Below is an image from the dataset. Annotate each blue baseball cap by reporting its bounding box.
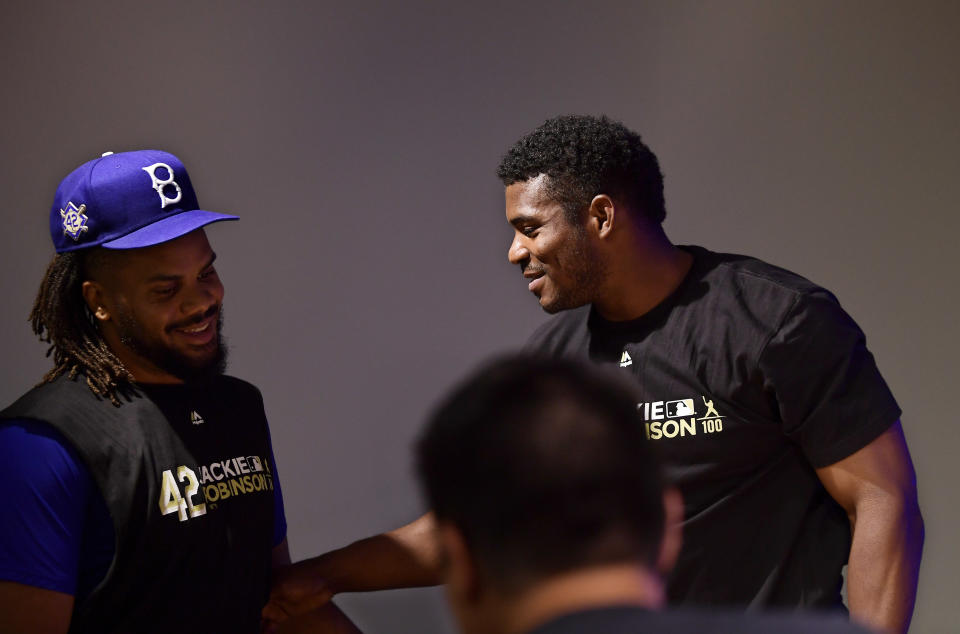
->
[50,149,238,253]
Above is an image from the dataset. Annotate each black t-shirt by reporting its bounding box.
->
[525,246,901,608]
[528,605,872,634]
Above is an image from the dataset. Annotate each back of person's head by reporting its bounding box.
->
[496,114,666,225]
[416,354,665,594]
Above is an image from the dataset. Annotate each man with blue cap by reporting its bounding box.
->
[0,151,358,633]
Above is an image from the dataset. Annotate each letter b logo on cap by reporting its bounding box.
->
[142,162,183,208]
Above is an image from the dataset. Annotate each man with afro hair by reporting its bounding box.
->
[264,116,923,634]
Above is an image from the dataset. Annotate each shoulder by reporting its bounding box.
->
[729,610,872,633]
[688,245,828,300]
[528,606,869,634]
[684,245,849,336]
[209,376,273,434]
[213,375,265,401]
[677,609,869,633]
[524,306,591,355]
[1,374,96,416]
[0,420,90,486]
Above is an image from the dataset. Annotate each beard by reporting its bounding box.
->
[539,234,606,314]
[541,264,603,314]
[114,306,228,383]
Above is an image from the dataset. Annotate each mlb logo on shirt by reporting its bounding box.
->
[666,399,695,417]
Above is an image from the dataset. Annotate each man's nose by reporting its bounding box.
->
[508,234,529,265]
[181,282,218,316]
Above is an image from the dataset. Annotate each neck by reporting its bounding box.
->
[592,225,692,322]
[111,345,184,384]
[100,330,183,384]
[478,564,664,634]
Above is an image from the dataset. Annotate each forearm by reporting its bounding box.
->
[846,498,924,634]
[263,513,442,628]
[0,582,74,634]
[316,513,441,594]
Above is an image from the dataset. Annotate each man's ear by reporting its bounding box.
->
[587,194,616,239]
[437,521,482,602]
[657,487,684,575]
[81,280,110,321]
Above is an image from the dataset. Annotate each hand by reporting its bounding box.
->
[261,560,335,633]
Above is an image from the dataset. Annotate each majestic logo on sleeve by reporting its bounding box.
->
[142,162,183,208]
[60,202,90,240]
[639,395,726,440]
[619,350,633,367]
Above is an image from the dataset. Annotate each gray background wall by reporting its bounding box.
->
[1,1,957,632]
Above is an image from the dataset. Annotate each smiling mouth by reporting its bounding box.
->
[171,310,219,344]
[525,271,546,293]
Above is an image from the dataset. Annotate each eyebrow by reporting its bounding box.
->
[145,252,218,283]
[509,213,540,228]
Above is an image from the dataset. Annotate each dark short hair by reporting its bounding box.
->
[496,114,666,224]
[416,355,665,592]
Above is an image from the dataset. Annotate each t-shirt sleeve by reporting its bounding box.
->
[0,419,90,594]
[265,424,287,548]
[758,290,902,468]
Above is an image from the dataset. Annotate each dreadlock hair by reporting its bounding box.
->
[30,250,135,406]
